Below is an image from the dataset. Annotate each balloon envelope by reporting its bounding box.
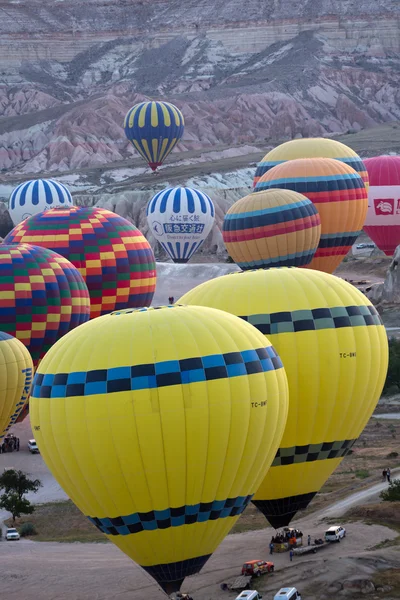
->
[0,244,90,366]
[179,268,388,528]
[5,206,156,319]
[30,305,288,593]
[255,158,368,273]
[147,187,215,263]
[222,188,321,269]
[124,101,184,171]
[253,138,368,189]
[363,156,400,256]
[0,332,33,439]
[9,179,73,225]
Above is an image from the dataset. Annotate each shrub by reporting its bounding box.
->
[355,469,370,479]
[386,451,399,459]
[383,339,400,393]
[19,522,37,537]
[380,479,400,502]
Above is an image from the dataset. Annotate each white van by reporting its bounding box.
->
[235,591,263,600]
[325,525,346,542]
[274,588,301,600]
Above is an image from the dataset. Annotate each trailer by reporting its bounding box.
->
[293,542,328,556]
[221,575,253,591]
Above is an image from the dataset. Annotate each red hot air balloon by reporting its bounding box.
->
[363,156,400,256]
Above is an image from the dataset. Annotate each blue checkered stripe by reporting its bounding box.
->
[31,346,283,399]
[88,494,253,536]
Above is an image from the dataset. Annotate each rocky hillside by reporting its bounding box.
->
[0,0,399,175]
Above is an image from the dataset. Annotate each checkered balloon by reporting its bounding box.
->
[5,206,157,319]
[0,244,90,366]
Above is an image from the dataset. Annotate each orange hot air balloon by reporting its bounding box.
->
[255,158,368,273]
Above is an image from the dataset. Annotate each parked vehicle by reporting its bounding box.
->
[235,590,262,600]
[28,439,39,454]
[242,560,274,577]
[356,243,375,249]
[325,525,346,542]
[5,528,20,541]
[274,587,301,600]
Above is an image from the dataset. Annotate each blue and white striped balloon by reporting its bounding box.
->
[147,187,215,263]
[9,179,74,225]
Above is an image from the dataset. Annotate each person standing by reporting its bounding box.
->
[387,468,391,483]
[308,534,311,546]
[269,542,274,555]
[289,549,294,562]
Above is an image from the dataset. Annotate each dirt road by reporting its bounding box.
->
[0,517,398,600]
[321,469,400,519]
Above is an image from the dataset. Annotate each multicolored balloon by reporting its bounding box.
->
[30,305,288,593]
[253,138,368,189]
[124,101,184,171]
[147,187,215,263]
[179,268,388,528]
[9,179,73,226]
[363,156,400,256]
[222,189,321,269]
[0,244,90,366]
[4,206,157,319]
[255,158,368,273]
[0,332,33,439]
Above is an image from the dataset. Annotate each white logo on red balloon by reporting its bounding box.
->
[374,199,394,215]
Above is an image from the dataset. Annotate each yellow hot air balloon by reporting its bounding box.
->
[30,305,288,593]
[180,268,388,528]
[253,137,369,189]
[0,332,33,440]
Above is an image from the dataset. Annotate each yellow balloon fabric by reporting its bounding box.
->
[30,305,288,592]
[0,332,33,440]
[179,268,388,528]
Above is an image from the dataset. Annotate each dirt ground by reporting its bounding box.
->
[0,517,399,600]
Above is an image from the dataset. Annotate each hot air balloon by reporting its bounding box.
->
[179,268,388,528]
[255,158,368,273]
[147,187,215,263]
[253,138,368,189]
[9,179,73,226]
[30,305,288,593]
[5,206,156,319]
[124,101,184,171]
[0,332,33,440]
[0,244,90,367]
[222,189,321,270]
[363,156,400,256]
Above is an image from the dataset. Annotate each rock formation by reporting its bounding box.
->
[0,1,398,174]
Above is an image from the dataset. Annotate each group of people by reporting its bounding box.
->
[0,433,20,453]
[270,528,304,554]
[382,467,391,483]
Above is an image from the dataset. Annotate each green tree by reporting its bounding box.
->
[383,338,400,393]
[380,479,400,502]
[0,469,41,522]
